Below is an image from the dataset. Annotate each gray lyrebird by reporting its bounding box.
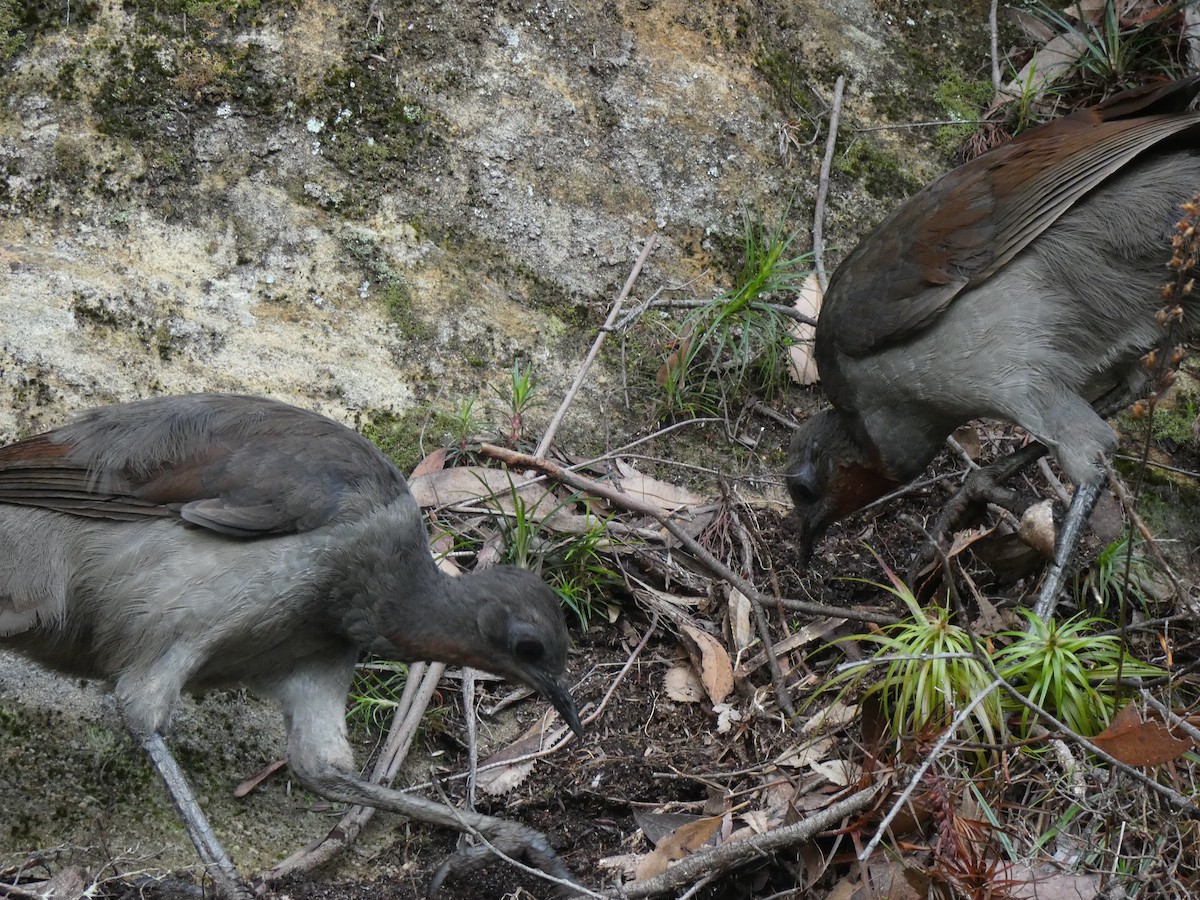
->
[0,392,582,896]
[787,78,1200,615]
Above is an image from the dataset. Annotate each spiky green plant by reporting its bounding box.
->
[993,610,1164,737]
[492,360,538,446]
[487,480,619,629]
[347,660,410,732]
[825,559,1003,751]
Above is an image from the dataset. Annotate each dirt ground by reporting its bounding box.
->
[9,400,1191,900]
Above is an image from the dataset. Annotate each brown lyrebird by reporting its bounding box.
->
[787,78,1200,616]
[0,393,582,896]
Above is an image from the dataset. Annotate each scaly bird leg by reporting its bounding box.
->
[1032,478,1104,620]
[143,733,252,900]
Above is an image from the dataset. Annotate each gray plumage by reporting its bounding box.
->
[0,392,581,896]
[787,79,1200,612]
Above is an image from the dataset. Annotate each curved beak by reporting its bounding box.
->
[544,676,583,738]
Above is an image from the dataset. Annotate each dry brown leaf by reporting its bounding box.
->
[739,809,770,835]
[409,447,448,479]
[1007,864,1102,899]
[613,459,705,511]
[1090,703,1194,767]
[950,425,981,461]
[1007,6,1057,42]
[409,466,599,534]
[728,588,753,655]
[234,758,288,798]
[946,522,1000,558]
[775,736,834,768]
[477,756,536,796]
[655,325,694,389]
[736,617,844,678]
[634,815,722,880]
[808,758,854,787]
[408,465,542,508]
[476,708,564,796]
[681,623,733,704]
[787,272,822,385]
[971,593,1006,634]
[638,584,703,608]
[663,664,706,703]
[800,699,858,734]
[995,31,1091,106]
[853,858,930,900]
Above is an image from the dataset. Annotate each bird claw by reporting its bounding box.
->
[909,442,1049,584]
[426,818,580,897]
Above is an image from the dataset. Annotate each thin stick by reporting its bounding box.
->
[989,0,1001,93]
[1101,457,1191,610]
[617,297,815,327]
[813,75,845,293]
[535,233,657,459]
[613,784,883,898]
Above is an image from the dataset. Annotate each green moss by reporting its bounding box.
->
[1117,391,1200,450]
[338,228,434,339]
[753,49,836,121]
[0,0,25,60]
[121,0,268,33]
[834,139,923,200]
[380,280,433,340]
[300,62,446,216]
[932,73,993,155]
[359,406,464,475]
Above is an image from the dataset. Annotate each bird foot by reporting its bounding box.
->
[910,441,1050,585]
[934,441,1048,535]
[426,817,581,897]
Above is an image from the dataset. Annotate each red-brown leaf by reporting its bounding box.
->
[1091,703,1194,767]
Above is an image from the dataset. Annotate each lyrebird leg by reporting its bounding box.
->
[271,657,582,896]
[143,733,253,900]
[1032,478,1104,621]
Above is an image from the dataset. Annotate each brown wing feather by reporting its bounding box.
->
[0,394,409,536]
[818,78,1200,382]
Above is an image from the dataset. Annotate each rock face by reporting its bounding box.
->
[0,0,991,882]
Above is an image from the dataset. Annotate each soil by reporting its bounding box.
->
[10,409,1192,900]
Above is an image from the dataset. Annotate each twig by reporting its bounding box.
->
[746,397,799,430]
[860,676,1004,860]
[463,668,478,814]
[1113,452,1200,479]
[853,119,986,133]
[478,443,798,718]
[989,0,1001,93]
[610,784,883,898]
[777,596,898,626]
[614,297,816,327]
[536,234,657,459]
[813,75,845,293]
